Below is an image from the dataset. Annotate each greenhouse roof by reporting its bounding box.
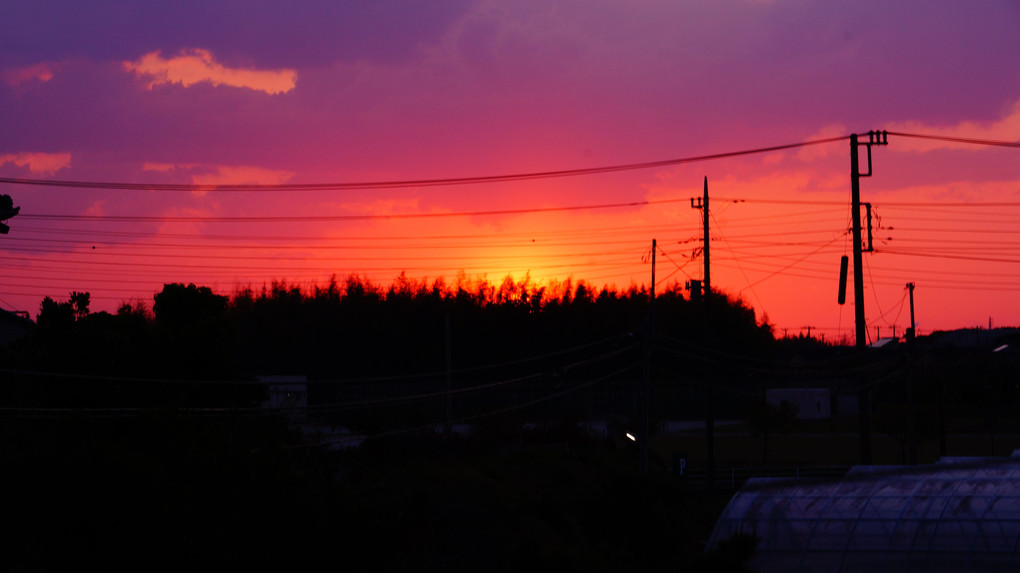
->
[708,452,1020,572]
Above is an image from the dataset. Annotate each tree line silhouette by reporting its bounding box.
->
[2,273,776,416]
[6,271,1015,444]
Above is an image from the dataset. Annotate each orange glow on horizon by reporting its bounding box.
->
[3,133,1019,341]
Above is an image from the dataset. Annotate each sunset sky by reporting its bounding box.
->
[2,0,1019,340]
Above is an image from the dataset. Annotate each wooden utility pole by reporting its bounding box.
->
[445,310,453,433]
[850,133,868,347]
[851,131,887,464]
[703,177,714,490]
[692,176,714,489]
[703,177,710,297]
[640,239,655,475]
[906,282,917,464]
[908,283,916,335]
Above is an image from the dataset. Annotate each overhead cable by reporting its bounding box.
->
[0,135,850,192]
[21,198,689,222]
[885,131,1020,149]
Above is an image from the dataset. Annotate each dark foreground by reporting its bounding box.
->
[2,416,751,572]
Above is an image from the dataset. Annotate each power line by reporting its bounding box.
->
[879,249,1020,265]
[711,210,767,314]
[0,235,656,255]
[19,198,690,223]
[1,244,640,264]
[0,333,632,387]
[878,203,1020,210]
[731,237,844,294]
[0,252,641,274]
[0,342,639,419]
[17,192,951,224]
[364,363,637,441]
[12,220,686,243]
[0,135,851,192]
[885,131,1020,149]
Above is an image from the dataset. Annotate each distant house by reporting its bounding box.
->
[928,327,1020,349]
[869,337,899,349]
[258,375,308,418]
[0,309,33,348]
[766,388,831,420]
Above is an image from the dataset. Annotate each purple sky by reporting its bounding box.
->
[2,1,1019,337]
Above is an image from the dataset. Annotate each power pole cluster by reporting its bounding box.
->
[640,132,899,476]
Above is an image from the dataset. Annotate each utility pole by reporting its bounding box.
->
[906,282,917,464]
[445,310,453,433]
[908,283,916,336]
[640,239,655,475]
[851,131,886,345]
[702,177,711,296]
[691,176,713,489]
[851,130,887,464]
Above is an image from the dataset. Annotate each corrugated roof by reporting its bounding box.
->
[708,451,1020,572]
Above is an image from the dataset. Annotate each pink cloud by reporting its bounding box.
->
[888,96,1020,152]
[123,49,297,95]
[142,162,200,173]
[190,165,296,186]
[2,62,58,86]
[796,125,850,161]
[337,197,425,217]
[0,151,71,175]
[82,200,107,218]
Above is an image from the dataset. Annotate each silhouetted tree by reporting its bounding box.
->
[37,295,76,329]
[153,283,232,380]
[69,291,90,321]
